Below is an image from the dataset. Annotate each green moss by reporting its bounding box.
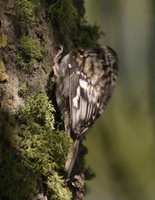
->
[18,93,55,129]
[16,36,46,70]
[0,93,72,199]
[47,0,102,48]
[47,172,72,200]
[18,84,28,97]
[18,36,46,60]
[16,52,28,70]
[48,0,79,34]
[15,0,40,26]
[73,19,102,48]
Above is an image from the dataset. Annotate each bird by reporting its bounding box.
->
[52,45,119,177]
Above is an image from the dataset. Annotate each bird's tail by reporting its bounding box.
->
[65,139,80,178]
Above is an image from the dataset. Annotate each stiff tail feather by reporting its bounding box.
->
[65,139,80,178]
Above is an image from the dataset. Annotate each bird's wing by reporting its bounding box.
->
[69,70,101,136]
[68,47,118,137]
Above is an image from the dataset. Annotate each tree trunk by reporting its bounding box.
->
[0,0,91,199]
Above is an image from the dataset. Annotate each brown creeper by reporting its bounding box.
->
[53,45,119,177]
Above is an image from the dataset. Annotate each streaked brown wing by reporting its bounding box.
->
[68,46,118,137]
[69,68,103,136]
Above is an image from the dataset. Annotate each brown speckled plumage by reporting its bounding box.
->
[53,46,119,177]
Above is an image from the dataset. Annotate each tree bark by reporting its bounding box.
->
[0,0,87,199]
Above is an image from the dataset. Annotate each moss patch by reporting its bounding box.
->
[73,19,102,48]
[47,172,72,200]
[47,0,79,35]
[15,0,40,27]
[47,0,102,48]
[18,84,28,97]
[0,93,72,199]
[16,36,46,70]
[18,36,46,60]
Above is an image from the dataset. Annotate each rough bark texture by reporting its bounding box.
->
[0,0,98,199]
